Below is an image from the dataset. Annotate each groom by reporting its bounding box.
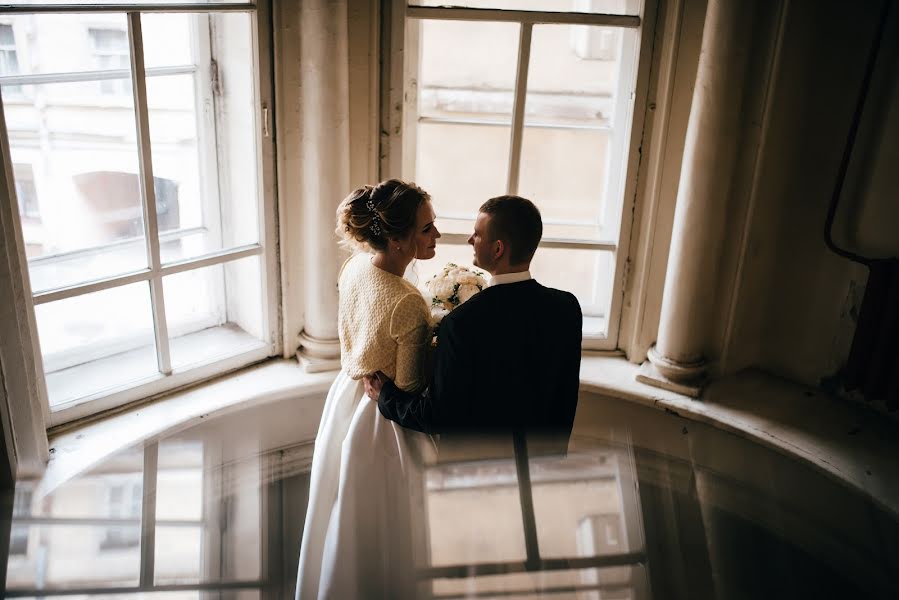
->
[365,195,582,434]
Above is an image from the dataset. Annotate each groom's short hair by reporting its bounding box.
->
[479,195,543,264]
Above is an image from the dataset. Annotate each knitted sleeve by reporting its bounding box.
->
[389,292,431,392]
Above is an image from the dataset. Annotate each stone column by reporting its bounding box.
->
[292,0,351,372]
[637,0,755,396]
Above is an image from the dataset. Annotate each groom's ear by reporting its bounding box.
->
[493,239,505,260]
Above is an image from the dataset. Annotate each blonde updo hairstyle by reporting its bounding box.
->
[336,179,431,252]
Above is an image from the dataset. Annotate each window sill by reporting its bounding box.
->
[40,358,336,497]
[39,354,899,520]
[579,353,899,520]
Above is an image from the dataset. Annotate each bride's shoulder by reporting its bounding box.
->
[339,252,371,279]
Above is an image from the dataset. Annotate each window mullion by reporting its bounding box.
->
[128,12,172,376]
[506,22,531,196]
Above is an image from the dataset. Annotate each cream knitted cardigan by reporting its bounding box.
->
[338,252,431,392]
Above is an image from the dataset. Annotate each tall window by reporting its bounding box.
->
[0,2,276,427]
[389,0,649,350]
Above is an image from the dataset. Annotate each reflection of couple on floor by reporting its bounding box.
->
[296,179,583,599]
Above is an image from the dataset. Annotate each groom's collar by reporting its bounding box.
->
[487,270,532,287]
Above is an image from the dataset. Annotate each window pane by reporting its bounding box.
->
[144,12,260,263]
[155,525,203,584]
[519,126,610,238]
[38,445,145,520]
[528,246,614,337]
[6,524,141,591]
[36,282,159,408]
[157,439,204,521]
[163,255,267,371]
[416,121,510,228]
[146,73,208,262]
[2,18,151,291]
[141,13,194,70]
[425,459,528,566]
[0,14,129,76]
[518,23,634,242]
[4,78,147,291]
[526,24,623,107]
[411,0,641,15]
[418,19,519,119]
[412,19,519,220]
[529,450,633,558]
[155,437,262,585]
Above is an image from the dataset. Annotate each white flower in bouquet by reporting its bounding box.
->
[425,263,488,327]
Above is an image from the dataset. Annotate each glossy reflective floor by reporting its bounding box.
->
[3,392,898,599]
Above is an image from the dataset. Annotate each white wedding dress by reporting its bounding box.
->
[296,254,434,599]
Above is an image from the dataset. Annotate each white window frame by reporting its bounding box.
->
[0,1,280,429]
[383,1,657,351]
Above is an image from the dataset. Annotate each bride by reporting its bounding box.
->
[296,179,441,599]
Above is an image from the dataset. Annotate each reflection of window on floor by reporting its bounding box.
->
[88,27,130,95]
[9,485,33,556]
[578,512,633,599]
[422,436,647,598]
[101,481,142,551]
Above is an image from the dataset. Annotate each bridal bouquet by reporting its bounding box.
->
[425,263,488,341]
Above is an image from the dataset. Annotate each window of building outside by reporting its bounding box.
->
[101,480,142,550]
[396,0,647,350]
[88,27,131,96]
[0,22,21,93]
[14,162,38,216]
[0,1,276,428]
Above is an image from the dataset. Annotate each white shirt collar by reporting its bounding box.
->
[488,270,532,287]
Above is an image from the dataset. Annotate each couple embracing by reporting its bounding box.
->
[296,179,583,599]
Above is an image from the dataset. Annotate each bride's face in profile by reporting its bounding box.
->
[401,200,440,260]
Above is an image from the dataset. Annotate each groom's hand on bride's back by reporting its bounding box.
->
[364,371,386,399]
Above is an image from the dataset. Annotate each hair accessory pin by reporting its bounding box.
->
[366,199,382,237]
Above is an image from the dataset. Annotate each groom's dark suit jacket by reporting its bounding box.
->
[377,278,582,434]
